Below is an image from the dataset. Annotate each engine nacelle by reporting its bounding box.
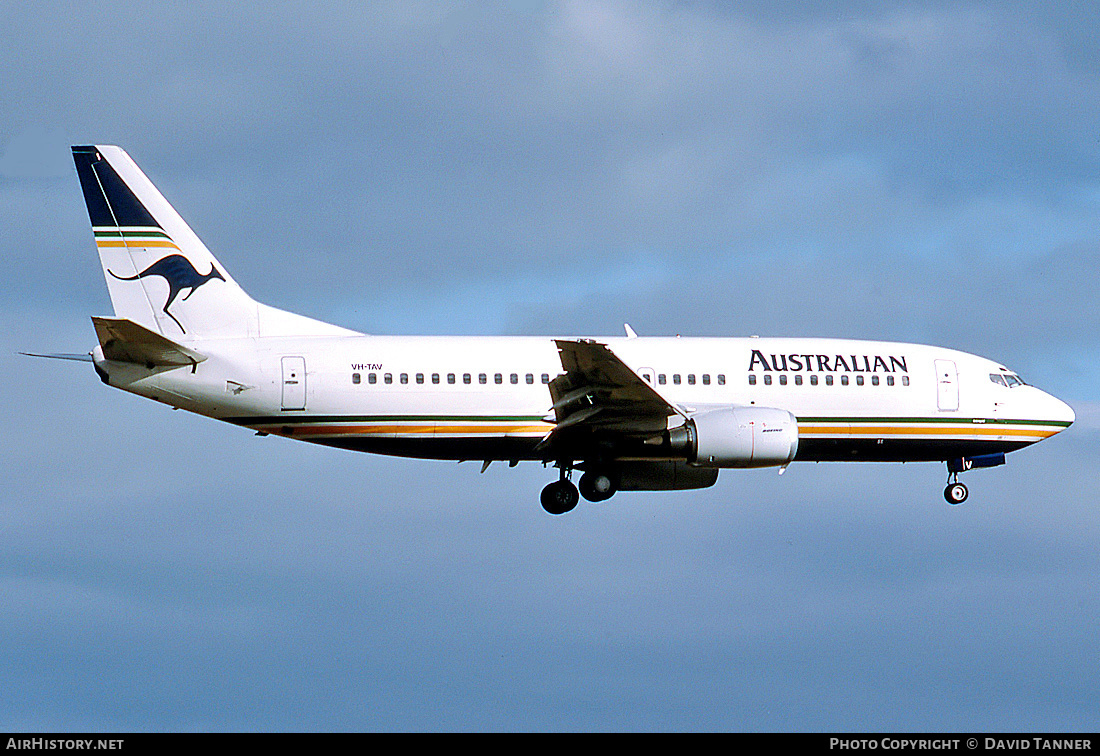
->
[673,407,799,468]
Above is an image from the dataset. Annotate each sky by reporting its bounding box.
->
[2,0,1099,732]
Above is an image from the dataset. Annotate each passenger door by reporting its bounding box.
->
[934,359,959,411]
[281,356,306,411]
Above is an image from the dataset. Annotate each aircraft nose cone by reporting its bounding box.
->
[1041,392,1075,430]
[1055,397,1076,427]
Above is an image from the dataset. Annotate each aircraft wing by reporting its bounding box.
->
[542,339,684,454]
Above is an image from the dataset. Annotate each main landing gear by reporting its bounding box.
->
[540,476,579,515]
[578,470,616,503]
[540,465,619,514]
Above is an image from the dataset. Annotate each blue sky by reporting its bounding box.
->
[2,1,1099,731]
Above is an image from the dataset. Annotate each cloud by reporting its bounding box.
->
[5,344,1098,729]
[6,2,1098,319]
[3,0,1099,731]
[0,128,73,179]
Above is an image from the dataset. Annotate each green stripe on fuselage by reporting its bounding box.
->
[224,414,548,426]
[797,416,1072,427]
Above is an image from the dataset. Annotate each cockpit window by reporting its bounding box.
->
[990,372,1026,387]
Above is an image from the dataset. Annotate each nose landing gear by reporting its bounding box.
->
[943,453,1005,505]
[944,474,969,505]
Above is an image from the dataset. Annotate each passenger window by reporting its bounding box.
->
[432,373,440,385]
[826,375,834,386]
[779,375,787,385]
[794,375,803,386]
[886,375,894,386]
[717,374,725,386]
[541,374,550,384]
[463,373,472,385]
[856,375,864,386]
[510,373,518,385]
[748,375,757,385]
[479,373,487,385]
[352,372,361,384]
[494,373,503,385]
[841,375,849,386]
[871,375,879,386]
[526,373,534,384]
[658,374,666,385]
[764,375,772,385]
[810,375,818,386]
[368,373,377,384]
[416,373,424,385]
[673,374,681,385]
[902,376,910,386]
[702,374,710,385]
[384,373,393,385]
[687,374,696,385]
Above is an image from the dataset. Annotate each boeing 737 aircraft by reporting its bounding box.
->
[43,145,1074,514]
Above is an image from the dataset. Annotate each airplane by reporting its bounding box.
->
[38,145,1075,514]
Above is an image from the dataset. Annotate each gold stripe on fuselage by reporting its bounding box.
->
[798,423,1059,441]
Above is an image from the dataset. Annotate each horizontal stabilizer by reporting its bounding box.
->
[20,352,93,362]
[92,316,207,368]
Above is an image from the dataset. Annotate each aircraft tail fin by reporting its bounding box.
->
[72,145,259,339]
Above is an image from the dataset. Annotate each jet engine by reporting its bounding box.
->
[669,407,799,468]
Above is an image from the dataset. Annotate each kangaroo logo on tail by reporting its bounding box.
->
[109,254,225,333]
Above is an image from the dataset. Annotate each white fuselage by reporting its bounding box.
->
[96,333,1075,465]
